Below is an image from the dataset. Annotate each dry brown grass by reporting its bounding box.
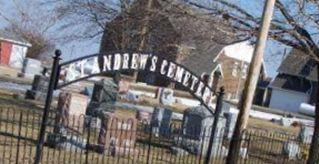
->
[0,89,308,163]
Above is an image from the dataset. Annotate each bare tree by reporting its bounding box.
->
[49,0,126,42]
[0,0,61,59]
[186,0,319,163]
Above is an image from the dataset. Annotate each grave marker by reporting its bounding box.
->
[299,125,313,144]
[282,142,300,159]
[25,75,49,101]
[180,106,226,157]
[22,58,43,78]
[151,107,173,137]
[94,113,138,156]
[86,80,118,116]
[54,92,88,134]
[160,88,174,106]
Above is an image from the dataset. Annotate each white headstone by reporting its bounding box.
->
[151,107,173,137]
[282,142,300,159]
[22,58,42,78]
[299,126,313,144]
[160,88,175,106]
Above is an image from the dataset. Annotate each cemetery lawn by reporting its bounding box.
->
[0,90,305,163]
[0,90,43,111]
[0,90,300,135]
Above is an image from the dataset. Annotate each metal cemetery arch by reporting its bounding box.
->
[34,50,225,164]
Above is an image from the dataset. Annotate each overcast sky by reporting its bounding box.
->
[0,0,287,78]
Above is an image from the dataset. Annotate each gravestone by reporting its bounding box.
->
[136,110,151,123]
[150,107,173,137]
[221,102,231,114]
[160,88,174,106]
[240,147,248,159]
[179,106,226,157]
[280,117,294,127]
[124,91,140,102]
[282,141,300,159]
[54,92,89,134]
[25,75,49,101]
[47,133,87,151]
[170,146,189,156]
[91,112,138,156]
[88,117,102,129]
[48,92,88,149]
[81,86,94,98]
[22,58,43,78]
[118,80,129,94]
[155,87,163,100]
[299,125,313,144]
[224,112,237,139]
[86,79,118,117]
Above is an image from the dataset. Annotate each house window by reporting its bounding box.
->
[242,64,248,78]
[232,62,239,77]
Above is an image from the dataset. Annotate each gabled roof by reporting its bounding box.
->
[0,29,31,47]
[222,41,255,63]
[277,49,317,81]
[180,42,225,76]
[270,74,312,93]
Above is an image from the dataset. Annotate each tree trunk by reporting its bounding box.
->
[133,0,153,82]
[307,63,319,164]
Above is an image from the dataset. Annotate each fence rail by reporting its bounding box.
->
[0,107,310,164]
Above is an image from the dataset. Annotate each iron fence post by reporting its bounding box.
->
[147,124,153,164]
[85,118,91,164]
[204,87,225,164]
[16,112,23,164]
[34,50,61,164]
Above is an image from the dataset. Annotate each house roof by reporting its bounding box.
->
[277,49,317,81]
[0,29,31,47]
[222,41,255,63]
[270,74,312,93]
[180,42,225,76]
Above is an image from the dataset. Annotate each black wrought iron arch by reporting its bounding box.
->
[55,51,218,112]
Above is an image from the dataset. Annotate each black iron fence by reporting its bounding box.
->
[0,107,310,164]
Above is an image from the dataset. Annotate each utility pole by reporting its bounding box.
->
[235,61,244,100]
[226,0,276,163]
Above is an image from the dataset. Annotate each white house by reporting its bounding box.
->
[269,49,316,113]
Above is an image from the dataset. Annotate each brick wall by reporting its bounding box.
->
[216,51,249,100]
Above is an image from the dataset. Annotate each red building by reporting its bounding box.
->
[0,30,31,69]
